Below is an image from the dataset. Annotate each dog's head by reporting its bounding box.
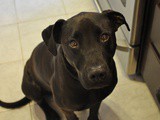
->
[42,10,130,90]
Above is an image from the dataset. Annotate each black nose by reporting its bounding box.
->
[88,67,107,82]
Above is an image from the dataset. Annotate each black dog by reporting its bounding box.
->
[0,10,130,120]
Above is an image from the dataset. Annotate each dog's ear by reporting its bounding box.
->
[102,10,130,31]
[42,19,65,55]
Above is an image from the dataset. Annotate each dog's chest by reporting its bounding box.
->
[58,95,96,111]
[55,88,108,111]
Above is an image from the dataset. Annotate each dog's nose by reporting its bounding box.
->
[88,66,107,82]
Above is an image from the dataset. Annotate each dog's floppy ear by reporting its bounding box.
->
[102,10,130,31]
[42,19,65,55]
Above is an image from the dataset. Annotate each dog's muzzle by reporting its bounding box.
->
[88,65,107,83]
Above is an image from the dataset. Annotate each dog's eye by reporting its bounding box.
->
[100,34,110,43]
[69,40,79,48]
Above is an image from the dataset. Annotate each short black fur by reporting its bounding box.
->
[0,10,130,120]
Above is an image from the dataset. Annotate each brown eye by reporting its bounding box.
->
[100,34,110,43]
[69,40,79,48]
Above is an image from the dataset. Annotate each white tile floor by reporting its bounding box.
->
[0,0,159,120]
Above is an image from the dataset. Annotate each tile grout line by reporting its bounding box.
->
[17,13,67,24]
[0,13,67,28]
[61,0,67,14]
[13,0,25,62]
[13,0,33,119]
[0,8,98,28]
[29,103,34,120]
[0,59,23,65]
[16,24,25,61]
[0,109,14,114]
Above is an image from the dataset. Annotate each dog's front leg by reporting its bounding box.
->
[88,102,101,120]
[62,109,79,120]
[38,99,60,120]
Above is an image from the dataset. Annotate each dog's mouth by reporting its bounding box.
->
[81,81,112,90]
[79,74,113,90]
[89,82,111,89]
[92,85,110,89]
